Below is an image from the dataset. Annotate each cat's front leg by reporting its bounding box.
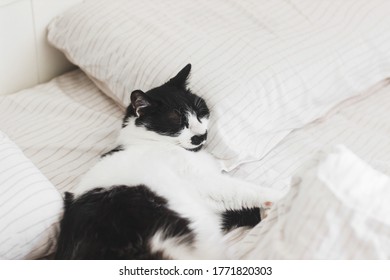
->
[199,174,282,212]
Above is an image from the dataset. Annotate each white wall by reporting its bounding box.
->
[0,0,82,95]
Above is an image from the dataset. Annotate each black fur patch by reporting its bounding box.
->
[221,208,261,232]
[55,185,194,260]
[101,145,124,158]
[122,64,210,141]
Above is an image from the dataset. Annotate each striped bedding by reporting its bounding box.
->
[229,80,390,259]
[1,70,390,259]
[229,79,390,191]
[0,70,122,193]
[232,145,390,259]
[0,131,62,259]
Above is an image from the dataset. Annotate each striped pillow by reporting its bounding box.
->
[48,0,390,170]
[0,132,63,259]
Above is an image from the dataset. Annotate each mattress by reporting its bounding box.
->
[2,69,390,259]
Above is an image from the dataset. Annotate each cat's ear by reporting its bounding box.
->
[166,63,191,89]
[130,90,154,117]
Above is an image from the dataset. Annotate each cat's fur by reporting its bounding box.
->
[55,64,279,259]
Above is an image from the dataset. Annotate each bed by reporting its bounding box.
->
[1,0,390,259]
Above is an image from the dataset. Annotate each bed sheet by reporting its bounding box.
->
[228,144,390,259]
[0,69,123,193]
[228,79,390,259]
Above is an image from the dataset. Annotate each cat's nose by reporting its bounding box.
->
[191,132,207,145]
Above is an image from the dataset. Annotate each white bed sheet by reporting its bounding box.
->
[228,79,390,259]
[229,145,390,259]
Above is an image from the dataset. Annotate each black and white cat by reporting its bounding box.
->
[55,64,279,260]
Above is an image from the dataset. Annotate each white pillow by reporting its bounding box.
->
[236,145,390,259]
[48,0,390,170]
[0,132,63,259]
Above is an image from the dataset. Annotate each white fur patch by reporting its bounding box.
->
[149,230,225,259]
[188,113,208,135]
[177,113,208,150]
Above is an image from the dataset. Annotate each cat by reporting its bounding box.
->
[54,64,279,260]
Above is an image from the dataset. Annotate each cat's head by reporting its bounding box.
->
[122,64,210,152]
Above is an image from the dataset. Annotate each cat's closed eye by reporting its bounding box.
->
[167,109,186,127]
[167,110,181,122]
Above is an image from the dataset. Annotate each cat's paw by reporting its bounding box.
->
[260,201,273,220]
[262,201,273,208]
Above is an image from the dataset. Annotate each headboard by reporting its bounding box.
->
[0,0,83,95]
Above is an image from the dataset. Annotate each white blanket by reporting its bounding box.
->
[231,146,390,259]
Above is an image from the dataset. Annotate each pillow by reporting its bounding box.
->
[0,132,63,259]
[235,145,390,259]
[48,0,390,170]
